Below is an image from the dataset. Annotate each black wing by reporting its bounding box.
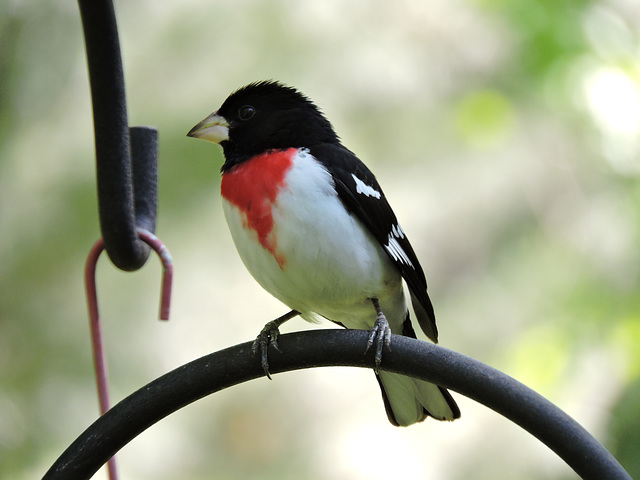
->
[309,143,438,342]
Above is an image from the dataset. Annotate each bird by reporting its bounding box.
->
[187,80,460,426]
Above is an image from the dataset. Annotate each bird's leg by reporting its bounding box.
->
[365,298,392,373]
[252,309,300,379]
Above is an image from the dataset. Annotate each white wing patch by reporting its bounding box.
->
[385,224,413,267]
[352,174,381,199]
[391,224,405,239]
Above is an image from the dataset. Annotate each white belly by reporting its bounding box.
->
[222,149,406,330]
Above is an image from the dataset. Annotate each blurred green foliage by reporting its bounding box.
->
[1,0,638,479]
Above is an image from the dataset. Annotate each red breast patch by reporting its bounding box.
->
[221,148,296,266]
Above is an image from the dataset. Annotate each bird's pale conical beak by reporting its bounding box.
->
[187,112,230,144]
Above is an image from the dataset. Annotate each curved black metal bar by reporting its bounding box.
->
[43,330,631,480]
[129,127,158,236]
[78,0,158,271]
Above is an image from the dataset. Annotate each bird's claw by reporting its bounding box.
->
[365,312,392,373]
[252,320,283,380]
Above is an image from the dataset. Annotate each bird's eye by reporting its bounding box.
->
[238,105,256,121]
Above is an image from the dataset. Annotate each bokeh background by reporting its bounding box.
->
[1,0,639,478]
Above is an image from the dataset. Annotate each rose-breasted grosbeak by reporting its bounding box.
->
[187,81,460,426]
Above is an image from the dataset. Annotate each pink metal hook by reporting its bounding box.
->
[84,228,173,480]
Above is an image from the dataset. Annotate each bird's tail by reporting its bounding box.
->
[376,371,460,426]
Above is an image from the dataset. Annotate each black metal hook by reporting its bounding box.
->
[78,0,158,271]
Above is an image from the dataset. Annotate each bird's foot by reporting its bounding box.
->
[365,309,392,373]
[251,310,299,380]
[252,320,283,380]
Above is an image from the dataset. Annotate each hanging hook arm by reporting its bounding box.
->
[78,0,159,271]
[83,230,172,480]
[84,230,174,416]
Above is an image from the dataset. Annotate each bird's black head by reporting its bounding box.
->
[187,81,340,171]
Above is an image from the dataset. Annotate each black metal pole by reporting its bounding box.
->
[78,0,158,271]
[42,330,632,480]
